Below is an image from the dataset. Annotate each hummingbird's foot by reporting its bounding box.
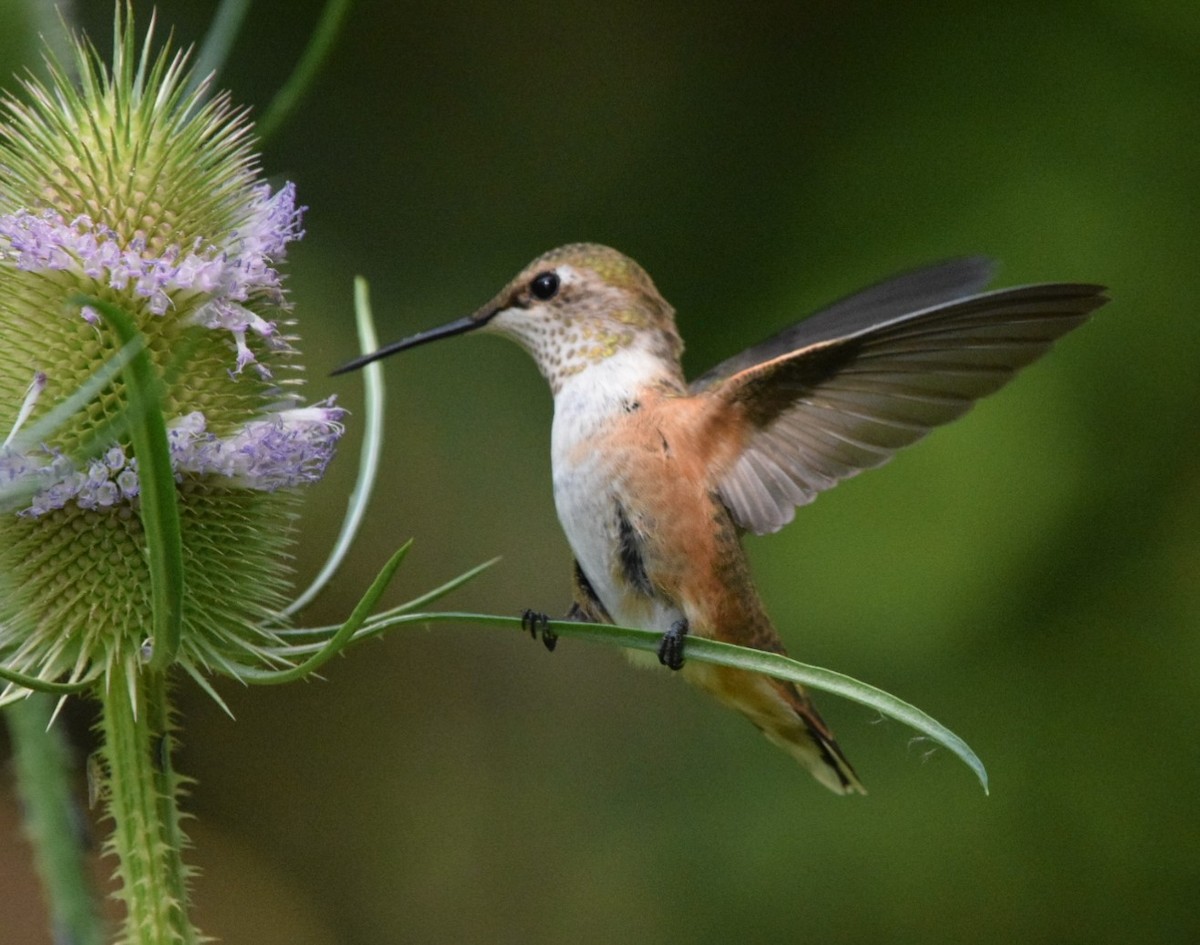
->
[520,609,558,652]
[658,619,689,671]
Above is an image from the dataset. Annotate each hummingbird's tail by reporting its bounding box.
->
[763,679,865,795]
[686,662,865,794]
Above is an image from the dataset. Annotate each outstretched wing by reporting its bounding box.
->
[692,262,1108,534]
[692,257,998,389]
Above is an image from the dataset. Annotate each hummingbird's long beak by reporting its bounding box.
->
[330,313,489,376]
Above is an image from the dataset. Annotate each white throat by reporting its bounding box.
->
[550,345,673,452]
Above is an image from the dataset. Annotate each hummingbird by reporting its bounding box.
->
[333,244,1107,794]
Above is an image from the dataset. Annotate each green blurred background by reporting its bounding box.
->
[2,1,1198,942]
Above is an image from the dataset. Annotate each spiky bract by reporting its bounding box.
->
[0,14,342,702]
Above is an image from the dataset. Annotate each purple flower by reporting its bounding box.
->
[0,182,305,374]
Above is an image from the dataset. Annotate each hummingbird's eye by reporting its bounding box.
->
[530,271,560,301]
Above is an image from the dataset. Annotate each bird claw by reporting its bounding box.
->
[658,619,688,670]
[520,609,558,652]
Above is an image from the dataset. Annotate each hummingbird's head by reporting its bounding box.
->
[333,243,684,393]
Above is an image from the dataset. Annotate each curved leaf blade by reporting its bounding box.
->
[74,296,184,671]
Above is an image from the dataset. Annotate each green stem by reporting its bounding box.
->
[99,666,199,945]
[6,694,105,945]
[77,297,185,672]
[146,674,193,923]
[256,0,353,142]
[190,0,253,94]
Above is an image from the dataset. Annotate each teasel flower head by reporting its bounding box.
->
[0,15,345,703]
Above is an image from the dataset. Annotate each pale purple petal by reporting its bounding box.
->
[7,397,344,516]
[0,181,303,372]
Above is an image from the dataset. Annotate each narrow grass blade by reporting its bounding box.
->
[189,0,253,94]
[256,0,353,142]
[75,296,184,671]
[350,611,990,792]
[5,336,143,452]
[0,666,94,695]
[241,541,411,684]
[280,276,384,617]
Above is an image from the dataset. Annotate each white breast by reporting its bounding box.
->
[549,350,685,634]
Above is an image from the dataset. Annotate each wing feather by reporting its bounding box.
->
[696,272,1108,534]
[691,257,997,390]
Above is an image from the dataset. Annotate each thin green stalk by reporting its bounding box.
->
[241,542,411,684]
[6,693,105,945]
[347,610,990,792]
[189,0,253,94]
[145,673,194,943]
[99,667,200,945]
[78,297,185,672]
[280,276,385,618]
[256,0,352,142]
